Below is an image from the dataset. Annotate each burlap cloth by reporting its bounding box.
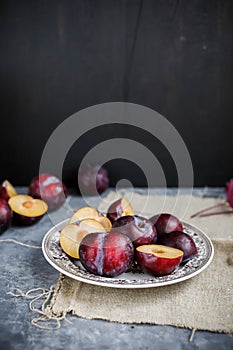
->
[49,192,233,332]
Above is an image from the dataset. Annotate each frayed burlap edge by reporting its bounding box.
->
[48,240,233,334]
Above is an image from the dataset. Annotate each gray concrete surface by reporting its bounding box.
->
[0,188,232,350]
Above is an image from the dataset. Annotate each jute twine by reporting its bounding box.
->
[1,238,69,330]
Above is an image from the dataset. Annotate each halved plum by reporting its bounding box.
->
[136,244,183,276]
[60,219,106,259]
[8,195,48,226]
[69,206,112,231]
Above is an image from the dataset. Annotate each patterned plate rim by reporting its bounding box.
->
[42,219,214,289]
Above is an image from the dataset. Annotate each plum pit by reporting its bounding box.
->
[23,201,33,209]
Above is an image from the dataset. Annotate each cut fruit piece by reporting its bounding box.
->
[0,180,17,201]
[69,206,112,231]
[9,195,48,217]
[136,244,183,276]
[60,218,106,259]
[107,197,134,224]
[8,195,48,226]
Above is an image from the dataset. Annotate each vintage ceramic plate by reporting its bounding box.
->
[42,219,214,289]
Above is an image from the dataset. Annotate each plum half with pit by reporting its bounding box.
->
[8,195,48,226]
[157,231,198,263]
[79,231,134,277]
[78,164,109,195]
[60,219,106,259]
[0,198,12,234]
[150,213,183,237]
[136,244,184,276]
[29,173,67,211]
[113,215,157,247]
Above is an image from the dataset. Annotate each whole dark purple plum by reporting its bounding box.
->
[0,198,12,234]
[29,173,67,211]
[79,231,134,277]
[113,215,157,248]
[78,164,109,195]
[150,213,183,237]
[157,231,198,262]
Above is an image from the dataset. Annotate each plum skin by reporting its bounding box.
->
[107,198,133,224]
[29,173,67,211]
[0,198,12,234]
[136,249,183,276]
[106,199,123,224]
[12,213,44,226]
[157,231,198,262]
[79,231,134,277]
[150,213,183,236]
[0,185,10,201]
[113,215,157,247]
[136,247,183,276]
[78,164,109,195]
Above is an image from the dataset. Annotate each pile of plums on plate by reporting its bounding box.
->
[0,173,67,233]
[59,197,198,278]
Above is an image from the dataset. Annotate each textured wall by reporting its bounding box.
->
[0,0,232,186]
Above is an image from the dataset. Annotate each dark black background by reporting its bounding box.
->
[0,0,233,187]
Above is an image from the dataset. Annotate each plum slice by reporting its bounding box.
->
[107,197,134,224]
[0,180,17,201]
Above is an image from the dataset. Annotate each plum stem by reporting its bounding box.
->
[198,210,233,217]
[190,202,227,218]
